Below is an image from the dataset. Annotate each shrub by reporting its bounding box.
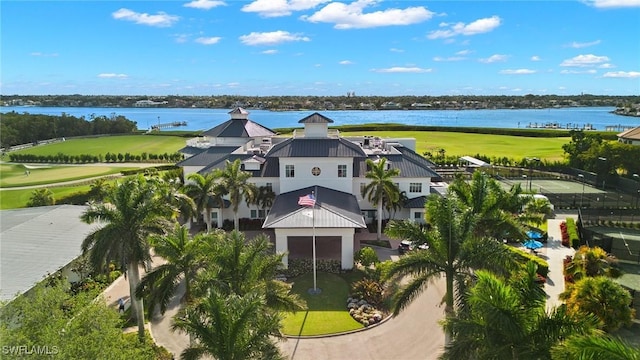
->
[284,259,342,278]
[566,218,580,249]
[355,247,380,268]
[507,246,549,278]
[351,278,384,307]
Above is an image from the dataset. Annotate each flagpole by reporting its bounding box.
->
[312,188,317,292]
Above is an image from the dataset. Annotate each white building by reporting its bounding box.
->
[177,108,441,270]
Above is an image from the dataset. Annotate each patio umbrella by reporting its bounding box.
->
[523,239,544,250]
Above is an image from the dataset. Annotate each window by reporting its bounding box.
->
[251,210,257,218]
[258,209,266,218]
[312,166,321,176]
[409,182,422,193]
[212,212,218,220]
[338,164,347,178]
[285,165,295,178]
[360,183,366,194]
[414,212,423,219]
[265,182,273,191]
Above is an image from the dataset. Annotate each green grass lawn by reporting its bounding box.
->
[281,272,363,336]
[0,185,91,209]
[342,131,570,162]
[0,163,131,188]
[8,135,185,157]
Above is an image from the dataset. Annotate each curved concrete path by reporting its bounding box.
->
[148,276,447,360]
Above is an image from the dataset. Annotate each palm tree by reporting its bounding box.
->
[441,267,596,360]
[361,157,400,240]
[448,171,528,240]
[214,159,257,231]
[564,245,622,281]
[195,231,304,313]
[88,178,111,202]
[551,334,640,360]
[184,172,223,232]
[384,195,519,317]
[135,224,215,317]
[255,185,276,217]
[80,175,175,342]
[172,290,284,360]
[27,188,55,207]
[522,196,553,227]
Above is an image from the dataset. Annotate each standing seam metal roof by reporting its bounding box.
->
[263,186,366,229]
[265,138,366,158]
[202,119,276,138]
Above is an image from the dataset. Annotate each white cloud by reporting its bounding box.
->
[566,40,601,48]
[262,49,278,54]
[428,15,501,39]
[531,55,541,61]
[511,88,522,92]
[499,69,536,74]
[184,0,226,10]
[112,8,179,27]
[479,54,508,63]
[456,49,472,55]
[560,54,610,67]
[303,0,434,29]
[599,63,615,68]
[97,73,128,79]
[174,34,190,43]
[560,69,598,74]
[371,67,432,73]
[195,37,221,45]
[583,0,640,8]
[30,52,58,57]
[602,71,640,78]
[390,48,404,53]
[242,0,330,17]
[239,31,310,46]
[339,60,354,65]
[433,56,465,62]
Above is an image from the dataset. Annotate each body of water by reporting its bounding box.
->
[2,106,637,132]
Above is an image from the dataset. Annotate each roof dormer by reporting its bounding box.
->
[229,107,250,120]
[298,112,333,138]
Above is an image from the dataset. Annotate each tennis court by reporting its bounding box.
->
[499,178,605,194]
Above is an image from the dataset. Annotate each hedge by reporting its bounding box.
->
[507,246,550,278]
[566,217,581,249]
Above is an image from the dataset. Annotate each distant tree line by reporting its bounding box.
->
[0,111,137,148]
[3,94,639,111]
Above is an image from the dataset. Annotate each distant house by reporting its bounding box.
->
[0,205,93,302]
[617,126,640,146]
[177,108,441,270]
[135,99,168,107]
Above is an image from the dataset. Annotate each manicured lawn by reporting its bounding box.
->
[0,163,130,188]
[281,272,363,336]
[8,135,185,157]
[0,185,91,209]
[342,131,569,162]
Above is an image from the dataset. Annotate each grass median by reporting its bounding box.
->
[0,163,132,188]
[282,272,363,336]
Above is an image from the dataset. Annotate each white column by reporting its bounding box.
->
[341,230,355,270]
[274,229,289,269]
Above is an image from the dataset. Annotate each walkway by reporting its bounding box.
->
[541,215,577,312]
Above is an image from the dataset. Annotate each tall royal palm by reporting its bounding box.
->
[384,195,518,317]
[361,157,400,240]
[448,171,528,240]
[81,175,174,342]
[184,172,223,232]
[214,159,257,231]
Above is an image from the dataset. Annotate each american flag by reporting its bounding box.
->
[298,193,316,207]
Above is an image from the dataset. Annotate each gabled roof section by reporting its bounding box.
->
[265,138,366,158]
[175,146,238,167]
[197,155,279,178]
[617,126,640,140]
[178,146,207,156]
[298,112,334,124]
[263,186,366,229]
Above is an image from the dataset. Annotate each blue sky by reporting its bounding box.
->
[2,0,639,96]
